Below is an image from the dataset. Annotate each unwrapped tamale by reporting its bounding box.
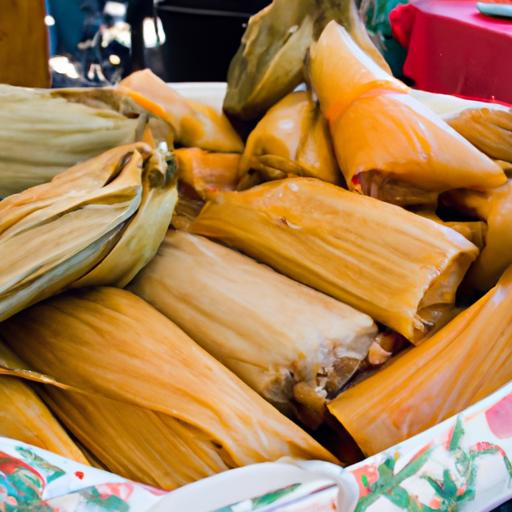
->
[0,143,177,321]
[0,287,337,489]
[119,69,243,153]
[0,84,170,196]
[190,178,479,343]
[309,22,506,205]
[238,91,341,189]
[412,90,512,163]
[443,180,512,291]
[130,231,377,427]
[328,265,512,456]
[224,0,389,120]
[175,148,240,200]
[0,342,88,464]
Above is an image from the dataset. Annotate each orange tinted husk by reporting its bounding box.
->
[1,287,337,489]
[328,265,512,456]
[190,178,478,342]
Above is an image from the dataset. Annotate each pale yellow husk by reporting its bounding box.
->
[224,0,389,120]
[443,179,512,291]
[0,342,88,464]
[130,231,377,427]
[0,287,337,490]
[412,89,512,163]
[415,210,487,249]
[0,84,165,196]
[238,91,341,189]
[0,143,177,321]
[190,178,479,342]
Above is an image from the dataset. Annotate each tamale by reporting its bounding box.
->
[443,180,512,291]
[0,342,87,464]
[224,0,389,120]
[130,231,377,427]
[328,265,512,456]
[119,69,243,153]
[238,91,341,189]
[175,148,240,200]
[415,210,487,249]
[0,287,337,490]
[190,178,478,343]
[412,89,512,163]
[0,84,170,196]
[309,22,506,205]
[0,143,177,321]
[171,190,205,231]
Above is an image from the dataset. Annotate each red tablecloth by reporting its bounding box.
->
[390,0,512,103]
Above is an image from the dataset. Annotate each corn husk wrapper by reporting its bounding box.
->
[130,231,377,428]
[309,23,506,206]
[0,84,171,196]
[171,191,205,231]
[0,287,337,489]
[175,148,240,201]
[224,0,389,121]
[412,89,512,163]
[443,179,512,291]
[119,69,243,153]
[238,91,341,190]
[171,148,239,229]
[328,266,512,456]
[415,210,487,249]
[190,178,478,343]
[0,342,88,464]
[0,143,177,322]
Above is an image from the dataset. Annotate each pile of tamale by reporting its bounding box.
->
[0,0,512,496]
[0,287,335,489]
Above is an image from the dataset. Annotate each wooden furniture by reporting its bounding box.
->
[0,0,50,87]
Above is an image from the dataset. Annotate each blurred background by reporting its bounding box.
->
[0,0,406,88]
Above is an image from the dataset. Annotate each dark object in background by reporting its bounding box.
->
[0,0,49,87]
[359,0,408,79]
[126,0,157,75]
[48,0,131,87]
[156,0,270,82]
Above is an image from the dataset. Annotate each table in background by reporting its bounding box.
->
[390,0,512,103]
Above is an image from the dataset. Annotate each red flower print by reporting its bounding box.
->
[485,394,512,439]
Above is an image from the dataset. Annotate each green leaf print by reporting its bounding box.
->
[251,483,301,508]
[82,488,129,512]
[15,447,65,484]
[448,417,465,452]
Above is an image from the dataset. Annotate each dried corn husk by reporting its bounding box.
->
[0,287,336,489]
[309,22,506,205]
[190,178,478,343]
[412,89,512,163]
[130,231,377,428]
[328,265,512,456]
[224,0,389,121]
[171,191,205,231]
[0,143,177,321]
[119,69,243,153]
[443,180,512,291]
[0,84,170,196]
[175,148,240,200]
[171,148,239,229]
[0,342,88,464]
[238,91,341,189]
[415,210,487,249]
